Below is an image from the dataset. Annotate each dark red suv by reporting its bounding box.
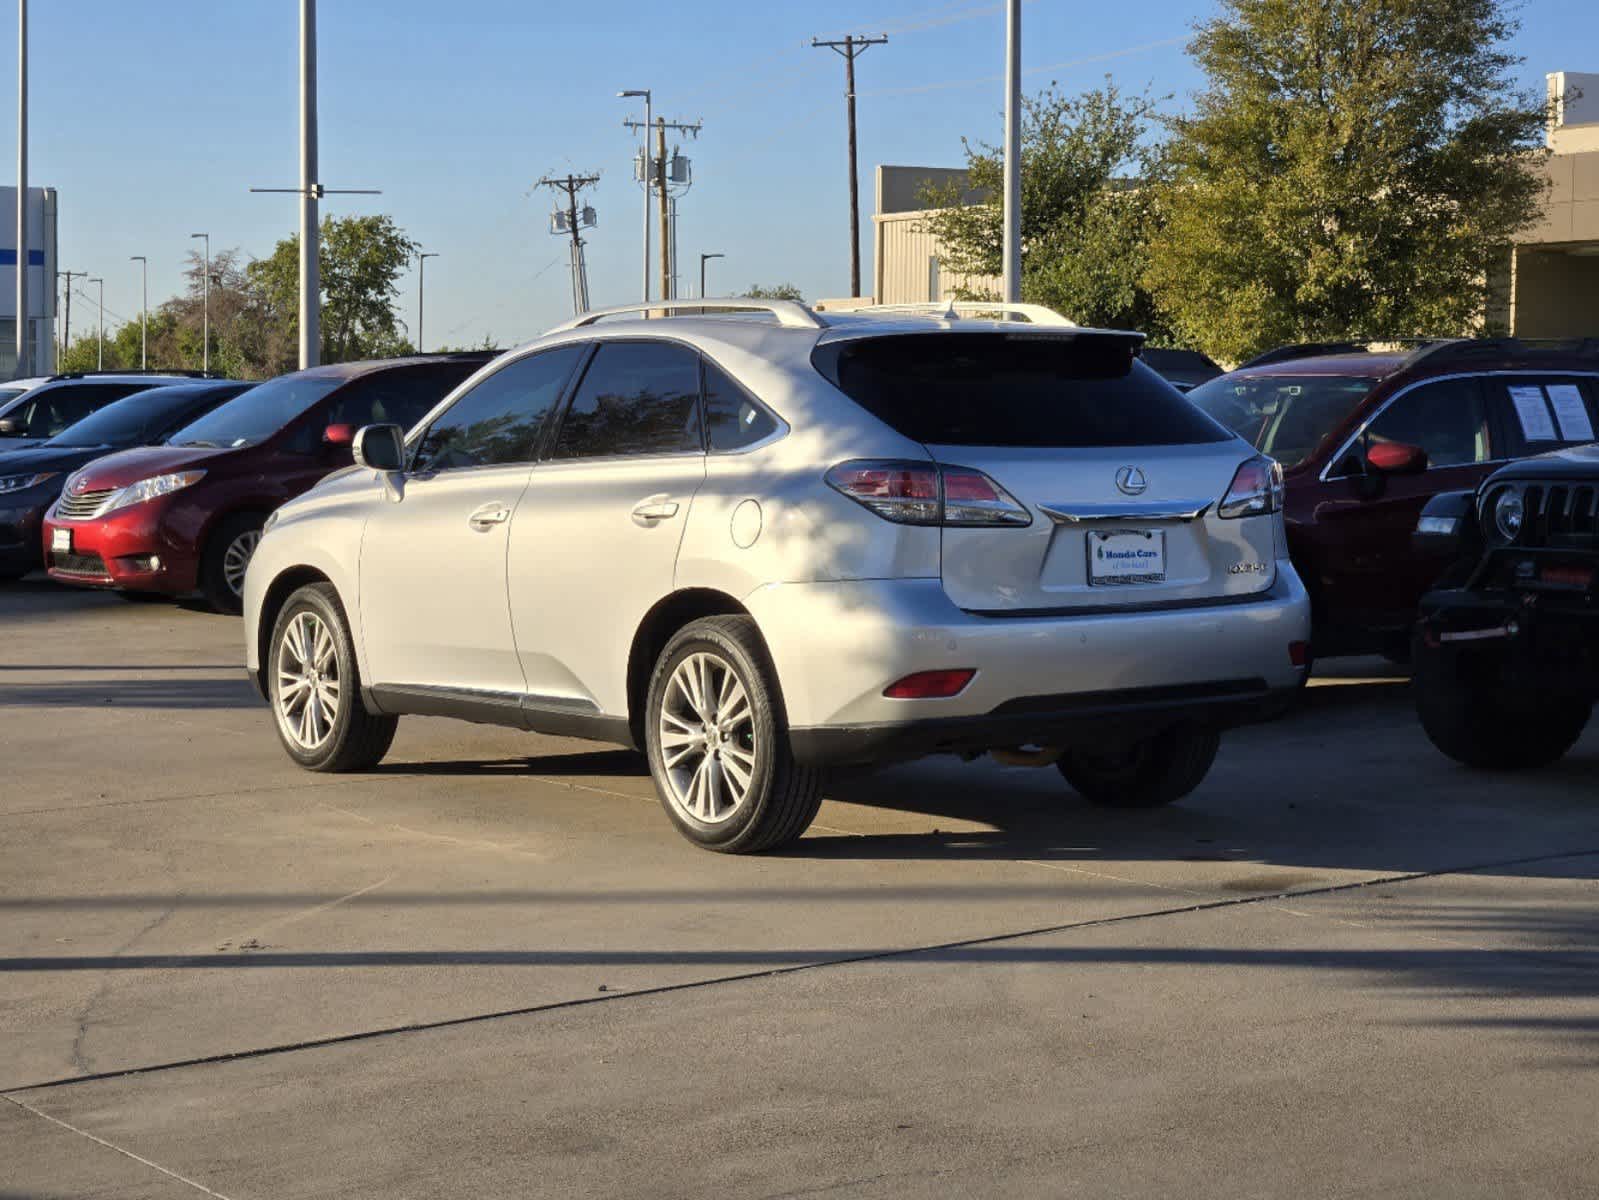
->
[43,353,494,611]
[1188,340,1599,658]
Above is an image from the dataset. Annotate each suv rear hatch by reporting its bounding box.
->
[814,330,1279,613]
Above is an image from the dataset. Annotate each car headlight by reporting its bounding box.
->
[102,470,207,515]
[1493,489,1524,542]
[0,471,58,495]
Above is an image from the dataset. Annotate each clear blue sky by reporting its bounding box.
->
[4,0,1594,351]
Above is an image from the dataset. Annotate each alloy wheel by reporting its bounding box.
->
[223,530,262,598]
[275,611,340,751]
[657,651,758,826]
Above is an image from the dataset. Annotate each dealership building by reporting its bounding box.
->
[868,71,1599,340]
[1,186,60,378]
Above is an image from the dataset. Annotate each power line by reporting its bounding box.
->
[858,35,1187,98]
[812,34,889,299]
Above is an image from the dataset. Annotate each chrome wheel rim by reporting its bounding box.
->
[658,651,757,826]
[223,530,262,598]
[274,611,340,751]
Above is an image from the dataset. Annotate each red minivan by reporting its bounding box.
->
[43,353,494,612]
[1188,340,1599,658]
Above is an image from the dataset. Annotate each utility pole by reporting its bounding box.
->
[15,0,30,377]
[699,252,723,299]
[190,233,209,373]
[623,114,700,302]
[59,268,85,360]
[130,256,147,368]
[1001,0,1022,303]
[249,0,379,371]
[812,33,887,299]
[537,173,600,316]
[88,276,103,370]
[415,250,437,352]
[617,90,651,304]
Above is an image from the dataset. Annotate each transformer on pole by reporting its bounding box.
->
[539,173,600,316]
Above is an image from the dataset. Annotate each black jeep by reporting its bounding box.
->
[1411,445,1599,768]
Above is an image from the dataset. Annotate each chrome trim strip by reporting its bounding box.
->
[1038,500,1213,524]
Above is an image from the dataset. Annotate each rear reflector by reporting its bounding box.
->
[883,669,976,699]
[1288,641,1310,667]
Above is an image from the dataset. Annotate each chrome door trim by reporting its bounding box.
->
[1039,500,1214,524]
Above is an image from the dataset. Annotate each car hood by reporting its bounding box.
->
[0,443,117,477]
[1488,443,1599,484]
[66,443,237,491]
[0,435,53,451]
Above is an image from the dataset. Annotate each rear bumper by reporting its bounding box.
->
[41,503,200,593]
[748,566,1311,752]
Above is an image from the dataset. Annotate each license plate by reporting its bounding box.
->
[1087,529,1166,585]
[51,527,71,554]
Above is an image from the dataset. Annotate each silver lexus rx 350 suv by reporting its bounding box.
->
[243,299,1311,853]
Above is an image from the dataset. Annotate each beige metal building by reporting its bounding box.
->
[867,71,1599,337]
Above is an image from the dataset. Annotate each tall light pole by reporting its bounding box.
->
[299,0,319,369]
[1001,0,1022,304]
[88,276,103,370]
[130,256,147,368]
[189,233,210,373]
[618,89,651,304]
[416,251,437,353]
[15,0,30,378]
[699,252,723,299]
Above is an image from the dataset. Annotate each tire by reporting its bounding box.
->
[1413,634,1591,770]
[1056,726,1221,808]
[644,614,824,853]
[268,582,398,772]
[200,512,268,614]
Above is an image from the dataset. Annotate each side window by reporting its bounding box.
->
[1361,377,1491,470]
[412,347,584,471]
[328,365,475,434]
[703,360,779,452]
[551,341,702,460]
[28,384,143,437]
[1490,376,1599,458]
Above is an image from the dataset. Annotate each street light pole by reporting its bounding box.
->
[300,0,320,369]
[699,252,723,299]
[416,251,438,353]
[618,89,651,304]
[88,276,103,370]
[1001,0,1022,304]
[190,233,210,373]
[130,256,147,368]
[15,0,30,378]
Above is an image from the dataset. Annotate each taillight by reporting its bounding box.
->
[825,460,1031,527]
[1218,456,1284,520]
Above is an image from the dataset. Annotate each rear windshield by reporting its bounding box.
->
[812,333,1231,448]
[1189,373,1379,470]
[169,375,345,449]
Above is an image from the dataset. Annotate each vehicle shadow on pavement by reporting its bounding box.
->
[0,676,258,709]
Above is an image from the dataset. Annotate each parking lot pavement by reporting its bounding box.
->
[3,577,1597,1197]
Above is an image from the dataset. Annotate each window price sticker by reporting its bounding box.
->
[1545,384,1595,443]
[1508,385,1558,442]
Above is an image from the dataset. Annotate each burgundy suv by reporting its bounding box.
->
[1188,340,1599,658]
[43,353,494,612]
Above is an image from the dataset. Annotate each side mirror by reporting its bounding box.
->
[0,418,23,436]
[352,423,405,472]
[1366,441,1428,475]
[323,423,356,448]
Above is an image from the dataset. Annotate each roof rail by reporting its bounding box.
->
[854,301,1076,327]
[47,368,228,381]
[549,298,824,333]
[1238,339,1442,369]
[1402,336,1599,370]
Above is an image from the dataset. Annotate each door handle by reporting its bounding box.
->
[468,503,512,532]
[631,496,681,525]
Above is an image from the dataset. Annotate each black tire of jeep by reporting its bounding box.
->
[1056,726,1222,808]
[644,615,824,853]
[199,511,267,615]
[268,582,398,772]
[1412,634,1591,770]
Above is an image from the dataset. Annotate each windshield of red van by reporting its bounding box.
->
[1188,373,1378,469]
[168,376,344,449]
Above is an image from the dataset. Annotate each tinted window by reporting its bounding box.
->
[703,361,779,452]
[1356,377,1492,470]
[1191,373,1378,470]
[414,347,583,470]
[170,374,345,448]
[327,363,483,434]
[815,334,1230,448]
[45,383,249,448]
[552,341,702,459]
[11,383,152,438]
[1489,376,1599,458]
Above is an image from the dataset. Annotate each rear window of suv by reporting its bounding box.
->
[812,333,1230,448]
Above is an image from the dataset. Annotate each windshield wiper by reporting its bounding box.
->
[178,439,221,448]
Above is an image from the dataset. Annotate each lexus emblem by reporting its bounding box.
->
[1115,466,1148,496]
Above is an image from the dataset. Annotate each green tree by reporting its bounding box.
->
[918,82,1171,337]
[248,214,418,370]
[1146,0,1548,364]
[742,283,806,302]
